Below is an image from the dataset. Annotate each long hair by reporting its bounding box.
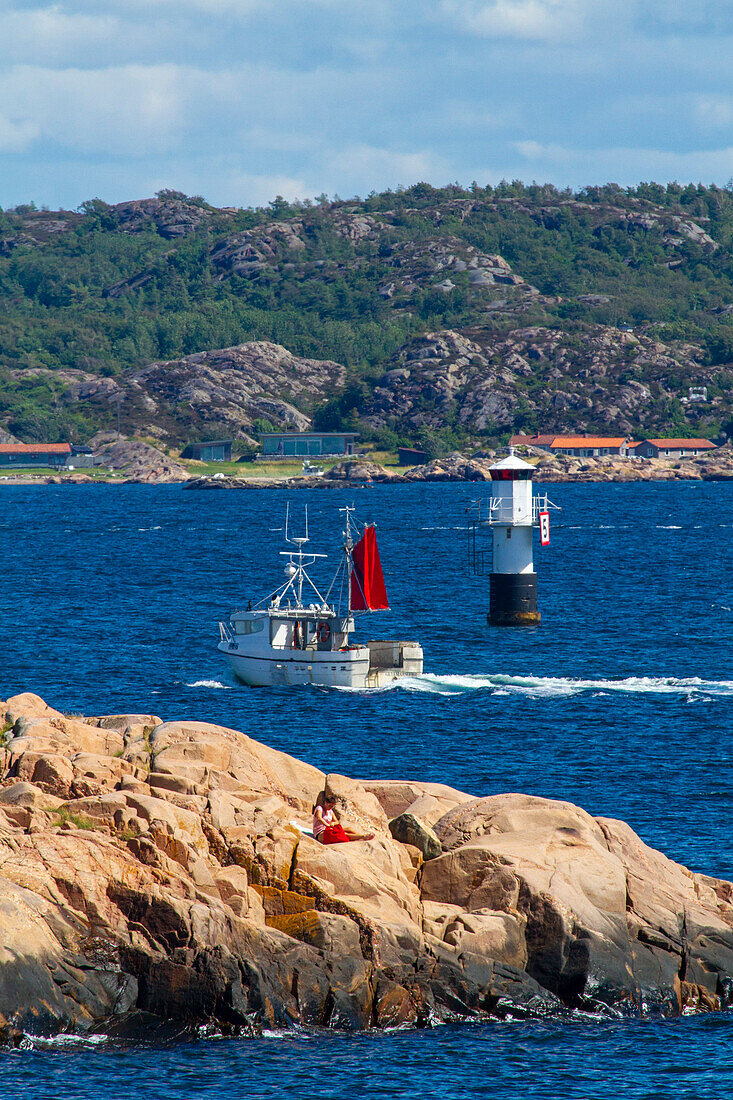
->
[313,790,327,813]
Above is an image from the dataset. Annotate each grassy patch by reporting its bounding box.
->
[52,806,98,830]
[179,455,380,479]
[0,720,13,747]
[0,468,126,480]
[362,449,402,468]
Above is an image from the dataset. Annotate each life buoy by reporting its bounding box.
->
[317,620,331,644]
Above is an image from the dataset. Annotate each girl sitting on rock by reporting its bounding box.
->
[313,791,374,844]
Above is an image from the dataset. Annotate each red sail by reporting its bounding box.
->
[351,525,389,610]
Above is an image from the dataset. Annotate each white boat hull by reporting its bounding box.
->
[218,641,422,689]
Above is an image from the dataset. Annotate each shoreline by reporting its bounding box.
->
[1,689,732,1040]
[2,445,733,487]
[2,467,733,488]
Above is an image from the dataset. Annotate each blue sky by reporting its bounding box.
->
[1,0,732,209]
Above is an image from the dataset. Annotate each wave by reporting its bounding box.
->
[396,673,733,699]
[18,1032,109,1050]
[185,679,233,690]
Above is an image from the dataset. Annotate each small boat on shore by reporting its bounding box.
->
[302,459,325,477]
[217,506,423,688]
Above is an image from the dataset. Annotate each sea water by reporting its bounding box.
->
[0,480,731,1097]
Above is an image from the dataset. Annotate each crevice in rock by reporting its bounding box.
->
[287,839,299,892]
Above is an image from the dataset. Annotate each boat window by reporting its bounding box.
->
[270,619,294,648]
[234,619,264,635]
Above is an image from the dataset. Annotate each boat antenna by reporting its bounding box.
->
[339,504,355,626]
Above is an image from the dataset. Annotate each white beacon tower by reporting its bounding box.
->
[487,450,550,625]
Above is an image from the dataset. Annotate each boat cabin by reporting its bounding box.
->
[229,609,350,652]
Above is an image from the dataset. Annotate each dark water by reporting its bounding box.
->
[0,480,731,1096]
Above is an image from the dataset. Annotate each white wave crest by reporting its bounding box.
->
[397,673,733,699]
[186,679,232,690]
[19,1032,108,1049]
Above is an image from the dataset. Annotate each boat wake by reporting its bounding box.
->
[185,679,233,690]
[394,673,733,699]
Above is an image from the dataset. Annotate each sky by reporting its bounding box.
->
[0,0,732,210]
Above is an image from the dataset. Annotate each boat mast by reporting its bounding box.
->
[340,504,355,636]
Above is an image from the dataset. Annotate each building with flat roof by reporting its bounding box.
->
[0,443,72,468]
[397,447,429,466]
[260,432,358,458]
[181,439,233,462]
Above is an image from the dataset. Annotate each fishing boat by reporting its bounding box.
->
[302,459,324,477]
[217,506,423,688]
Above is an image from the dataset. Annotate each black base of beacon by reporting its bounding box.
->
[488,573,540,625]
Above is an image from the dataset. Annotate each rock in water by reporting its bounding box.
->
[389,812,443,860]
[0,692,732,1040]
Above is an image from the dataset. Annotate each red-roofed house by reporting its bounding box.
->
[0,443,72,469]
[509,434,558,448]
[512,434,630,456]
[629,438,716,459]
[547,436,629,456]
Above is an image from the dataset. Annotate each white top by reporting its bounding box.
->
[489,452,535,472]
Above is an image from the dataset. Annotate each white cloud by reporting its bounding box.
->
[223,172,310,207]
[0,114,39,153]
[694,96,733,129]
[510,139,733,185]
[513,140,565,160]
[0,6,121,65]
[49,0,340,18]
[440,0,588,40]
[324,144,448,191]
[1,0,733,209]
[0,64,191,155]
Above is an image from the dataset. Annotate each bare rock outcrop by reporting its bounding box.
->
[361,324,717,438]
[93,440,189,483]
[112,196,229,240]
[1,692,732,1041]
[401,452,494,482]
[126,343,345,441]
[325,461,398,483]
[10,344,347,447]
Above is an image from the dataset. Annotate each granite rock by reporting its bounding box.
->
[1,693,732,1041]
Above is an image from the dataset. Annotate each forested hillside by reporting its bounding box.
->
[1,180,732,449]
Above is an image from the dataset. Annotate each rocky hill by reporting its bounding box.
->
[362,325,717,438]
[1,182,733,448]
[5,322,725,448]
[1,689,732,1040]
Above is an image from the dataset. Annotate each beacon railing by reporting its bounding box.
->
[466,494,560,575]
[478,493,559,525]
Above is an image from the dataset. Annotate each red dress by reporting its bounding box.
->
[314,807,352,844]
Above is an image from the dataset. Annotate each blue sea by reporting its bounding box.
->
[0,480,731,1098]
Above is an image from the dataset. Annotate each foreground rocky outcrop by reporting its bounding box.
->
[1,691,732,1041]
